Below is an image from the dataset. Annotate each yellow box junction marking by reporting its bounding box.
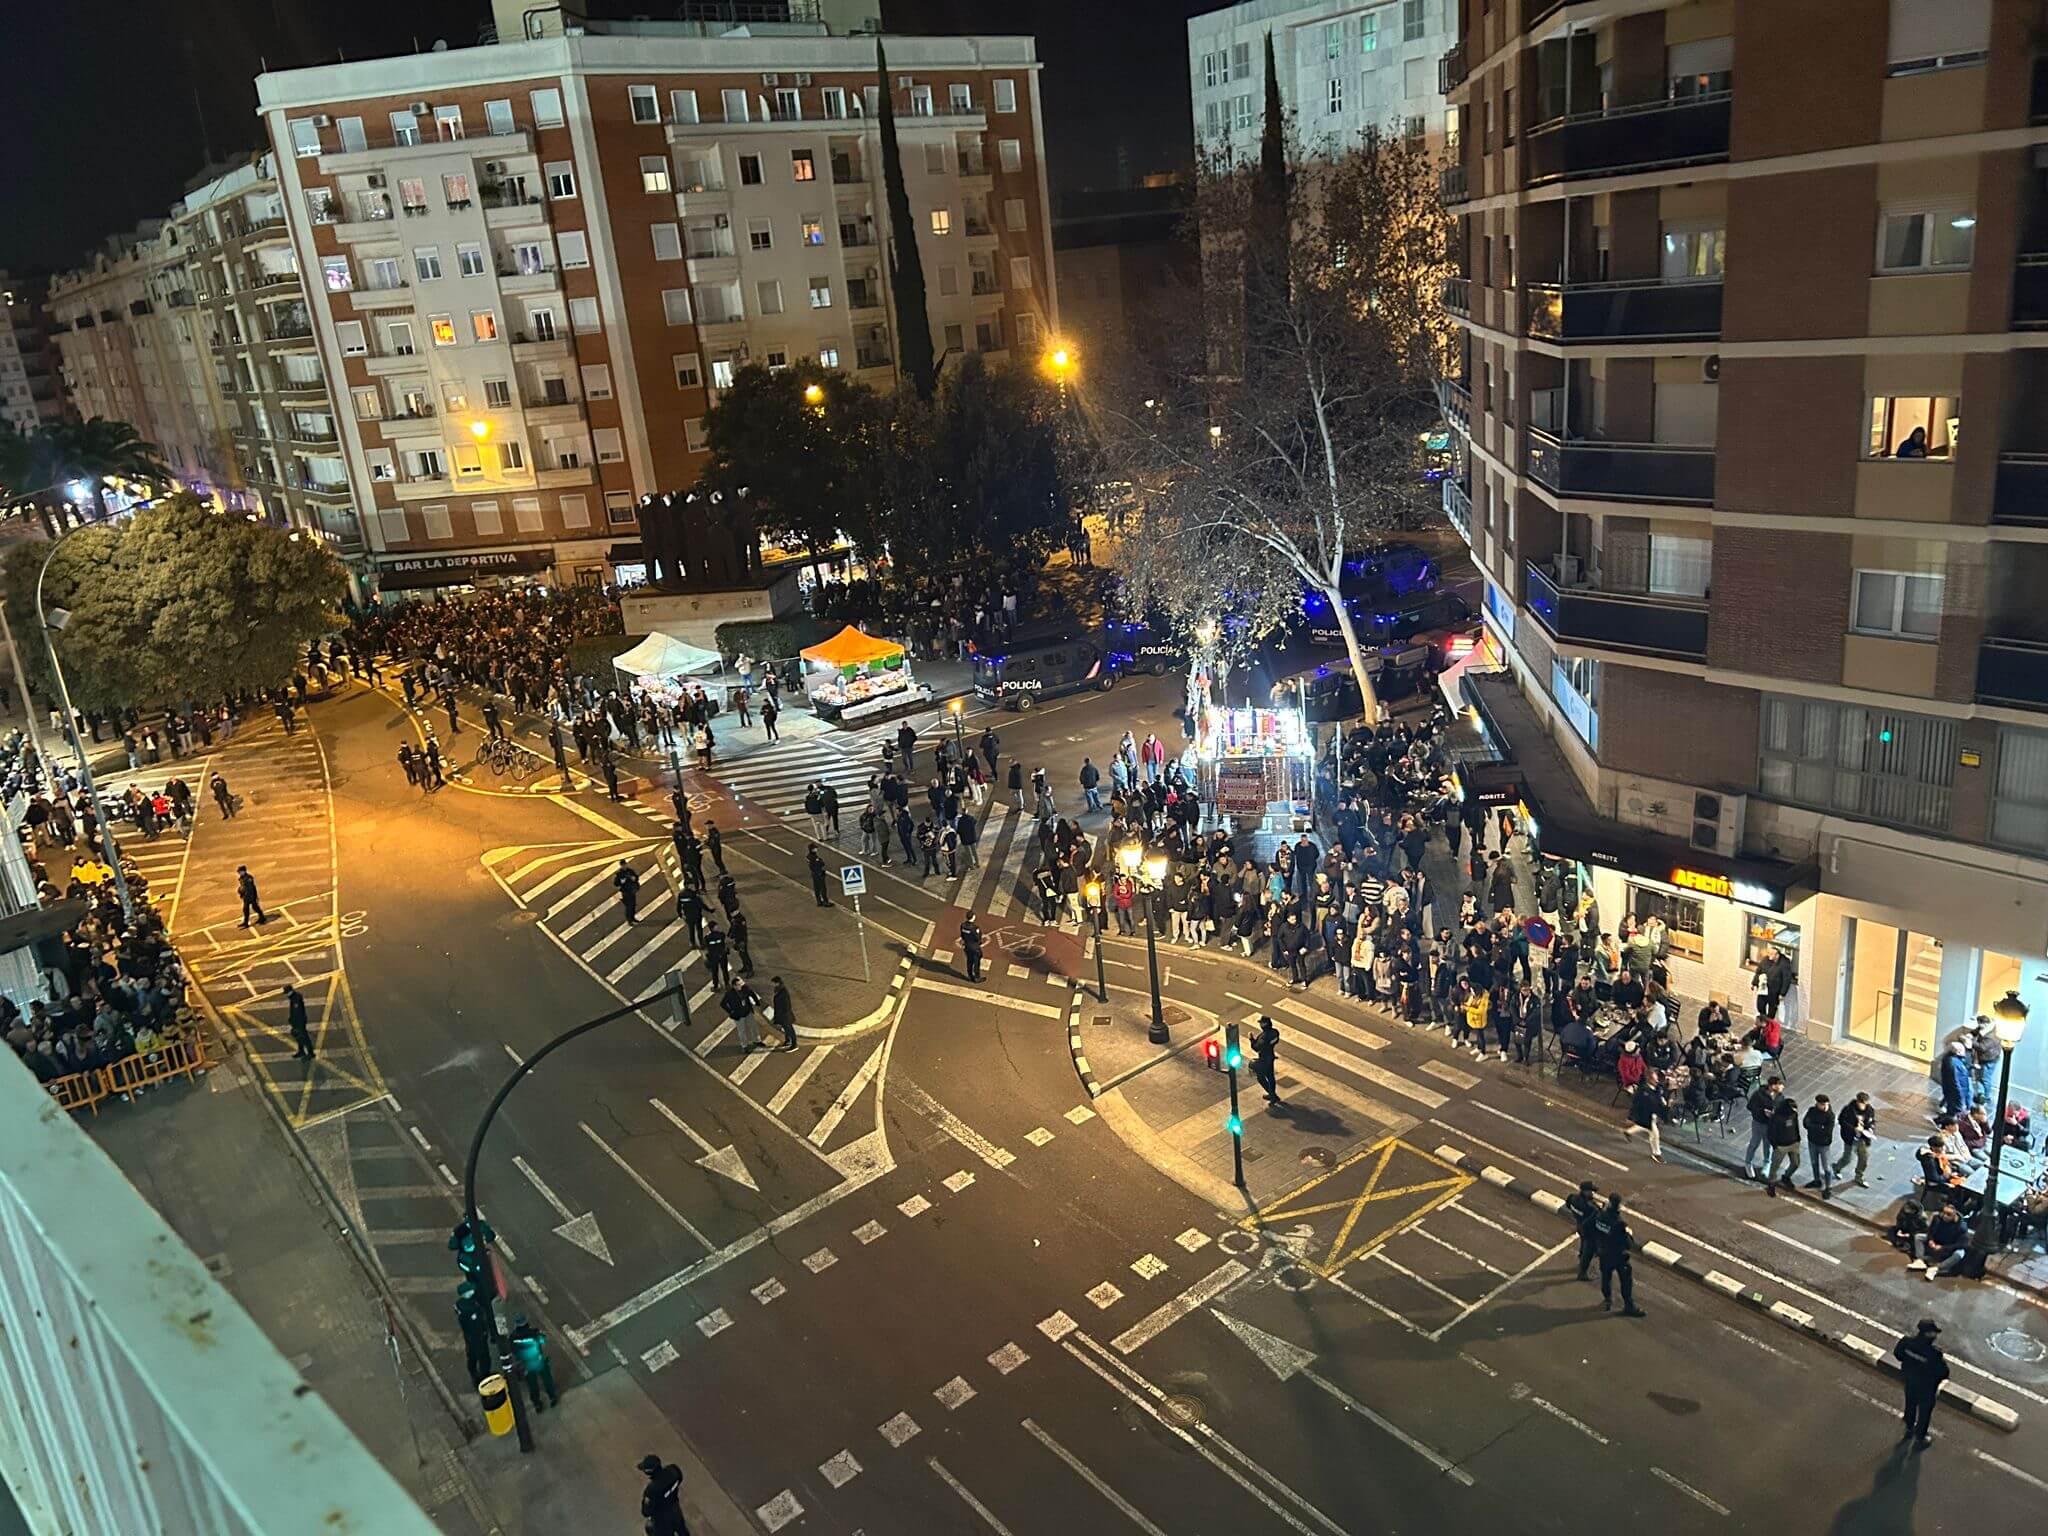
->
[1242,1136,1474,1277]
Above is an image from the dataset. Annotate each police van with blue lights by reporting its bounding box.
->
[1298,541,1440,645]
[1103,620,1184,675]
[971,633,1122,710]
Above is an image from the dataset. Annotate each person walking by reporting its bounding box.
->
[507,1315,559,1411]
[770,976,797,1051]
[1079,757,1103,815]
[960,915,984,982]
[1251,1015,1282,1104]
[980,726,1000,782]
[284,984,314,1060]
[614,860,642,925]
[236,866,267,927]
[1893,1319,1949,1444]
[1834,1091,1877,1187]
[1803,1093,1837,1197]
[211,773,236,819]
[761,695,780,742]
[601,748,623,802]
[1623,1072,1666,1163]
[639,1457,691,1536]
[677,885,706,948]
[1743,1077,1783,1181]
[1593,1194,1646,1316]
[1765,1094,1803,1195]
[706,822,726,876]
[1566,1179,1601,1280]
[807,844,831,907]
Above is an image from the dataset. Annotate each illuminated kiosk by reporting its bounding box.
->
[800,625,933,724]
[1195,703,1314,838]
[612,631,729,712]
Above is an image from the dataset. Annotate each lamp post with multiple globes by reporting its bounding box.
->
[1118,840,1170,1044]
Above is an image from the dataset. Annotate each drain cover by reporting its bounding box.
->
[1301,1147,1336,1169]
[1160,1393,1205,1428]
[1990,1329,2046,1364]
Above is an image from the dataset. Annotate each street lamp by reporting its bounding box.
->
[1965,990,2030,1277]
[803,382,825,407]
[948,695,964,749]
[468,418,491,440]
[1082,876,1107,1003]
[1042,341,1075,405]
[1119,840,1170,1044]
[36,534,135,923]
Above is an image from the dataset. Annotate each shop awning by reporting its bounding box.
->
[608,542,646,564]
[613,633,723,677]
[800,626,903,669]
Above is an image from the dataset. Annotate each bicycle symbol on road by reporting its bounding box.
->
[982,925,1045,959]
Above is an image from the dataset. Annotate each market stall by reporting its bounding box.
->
[1193,704,1313,833]
[799,626,932,724]
[611,632,728,713]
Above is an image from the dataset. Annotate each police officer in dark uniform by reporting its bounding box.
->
[679,833,706,891]
[1251,1016,1282,1104]
[960,915,985,982]
[716,872,741,922]
[285,983,314,1060]
[729,911,755,976]
[454,1281,493,1384]
[705,822,726,876]
[807,844,831,906]
[481,698,503,742]
[614,860,641,924]
[639,1456,690,1536]
[677,885,706,949]
[1566,1179,1601,1280]
[1593,1193,1646,1316]
[601,747,623,802]
[1894,1318,1949,1444]
[669,787,693,832]
[702,922,731,989]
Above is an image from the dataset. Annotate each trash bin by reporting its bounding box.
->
[478,1372,515,1436]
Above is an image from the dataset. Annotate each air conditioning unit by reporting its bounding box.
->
[713,213,730,229]
[762,73,779,85]
[1551,552,1581,586]
[795,72,812,85]
[482,160,506,176]
[313,114,333,128]
[1701,354,1721,383]
[1690,791,1747,856]
[408,101,432,116]
[366,172,386,188]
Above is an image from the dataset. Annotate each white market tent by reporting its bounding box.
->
[611,633,724,678]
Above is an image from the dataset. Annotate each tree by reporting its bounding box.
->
[1099,118,1453,724]
[51,418,171,522]
[2,492,346,712]
[0,429,64,537]
[1243,33,1291,388]
[875,38,938,401]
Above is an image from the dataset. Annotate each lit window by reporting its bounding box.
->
[641,156,672,194]
[1878,207,1976,273]
[802,216,825,246]
[321,257,352,293]
[791,149,816,182]
[430,315,457,346]
[930,209,952,236]
[819,345,840,368]
[809,277,833,309]
[472,311,498,342]
[1867,395,1959,459]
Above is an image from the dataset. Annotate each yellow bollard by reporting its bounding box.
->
[478,1373,515,1436]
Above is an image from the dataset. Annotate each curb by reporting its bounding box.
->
[1430,1141,2022,1434]
[1068,986,1103,1100]
[797,949,917,1041]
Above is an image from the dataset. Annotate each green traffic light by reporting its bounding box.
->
[1226,1051,1243,1069]
[1227,1114,1243,1136]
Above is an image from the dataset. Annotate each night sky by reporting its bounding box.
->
[0,0,1208,276]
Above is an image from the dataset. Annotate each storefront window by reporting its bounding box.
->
[1743,913,1800,972]
[1625,883,1704,962]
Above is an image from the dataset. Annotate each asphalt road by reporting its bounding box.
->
[156,663,2048,1534]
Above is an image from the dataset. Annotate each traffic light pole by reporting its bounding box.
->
[461,971,692,1453]
[1090,904,1107,1003]
[1226,1063,1245,1188]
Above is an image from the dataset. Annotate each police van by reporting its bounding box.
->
[1103,620,1184,675]
[971,634,1121,710]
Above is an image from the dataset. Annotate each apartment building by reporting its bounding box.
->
[1188,0,1458,164]
[1439,0,2048,1093]
[253,0,1057,595]
[0,275,68,436]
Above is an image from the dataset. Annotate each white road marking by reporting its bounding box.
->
[1087,1281,1125,1309]
[853,1219,887,1245]
[1411,1224,1509,1277]
[896,1078,1016,1169]
[755,1490,803,1532]
[1027,1127,1056,1147]
[1427,1237,1576,1343]
[752,1278,786,1305]
[1274,1026,1447,1108]
[696,1020,736,1055]
[1109,1261,1250,1355]
[929,1458,1015,1535]
[933,1374,977,1410]
[1442,1197,1544,1249]
[1650,1466,1729,1517]
[943,1170,976,1193]
[1038,1311,1078,1341]
[1065,1104,1097,1124]
[578,1123,713,1251]
[899,1194,933,1218]
[1973,1448,2048,1495]
[819,1450,862,1489]
[641,1341,677,1372]
[1130,1253,1169,1280]
[1372,1250,1471,1306]
[802,1247,838,1274]
[1175,1228,1212,1252]
[764,1041,834,1115]
[1740,1219,1840,1265]
[1527,1393,1609,1444]
[879,1412,921,1448]
[911,976,1066,1017]
[1275,997,1389,1051]
[696,1308,733,1338]
[988,1342,1030,1374]
[1021,1419,1171,1536]
[1463,1100,1630,1171]
[605,917,682,985]
[807,1039,886,1145]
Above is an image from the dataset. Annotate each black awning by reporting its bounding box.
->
[607,542,646,563]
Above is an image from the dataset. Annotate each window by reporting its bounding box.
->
[993,78,1016,113]
[686,417,709,452]
[337,116,367,152]
[1325,22,1342,59]
[435,105,464,140]
[422,504,453,539]
[739,153,763,185]
[662,288,693,325]
[822,87,848,118]
[670,89,699,125]
[949,83,974,114]
[484,98,515,136]
[1203,51,1221,89]
[1551,654,1599,749]
[1360,12,1378,51]
[409,449,445,478]
[470,310,498,342]
[1992,726,2048,852]
[1878,206,1976,272]
[1327,77,1344,114]
[570,297,601,333]
[528,307,557,341]
[1867,395,1959,459]
[1661,223,1726,280]
[911,84,934,116]
[651,223,682,261]
[513,241,547,276]
[938,265,959,296]
[998,138,1022,172]
[336,322,366,357]
[722,88,750,123]
[389,109,419,145]
[800,215,825,247]
[560,493,590,528]
[628,85,660,124]
[1887,0,1991,74]
[513,496,544,531]
[558,231,590,268]
[351,386,382,420]
[395,178,427,216]
[756,279,784,315]
[674,353,702,388]
[1232,41,1250,77]
[484,377,511,407]
[1206,101,1222,136]
[944,322,965,353]
[552,437,583,468]
[366,256,403,290]
[1403,0,1425,40]
[1010,255,1032,289]
[321,257,353,293]
[594,428,625,463]
[289,118,320,157]
[546,162,576,199]
[1014,310,1040,348]
[791,149,816,182]
[775,88,801,121]
[581,363,613,400]
[531,88,564,128]
[1625,884,1706,964]
[641,156,672,194]
[925,142,948,175]
[1852,569,1944,638]
[930,209,952,236]
[472,500,503,535]
[1760,695,1956,831]
[711,356,738,389]
[456,243,485,278]
[1002,197,1027,233]
[819,344,841,368]
[606,491,636,523]
[306,187,336,224]
[386,320,415,354]
[1234,94,1253,132]
[443,173,472,207]
[442,380,472,415]
[748,219,773,252]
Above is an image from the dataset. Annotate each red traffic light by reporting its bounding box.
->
[1202,1038,1222,1072]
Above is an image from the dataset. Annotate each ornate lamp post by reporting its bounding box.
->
[1965,990,2030,1276]
[1119,840,1170,1044]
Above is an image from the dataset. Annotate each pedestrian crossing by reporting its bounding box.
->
[702,737,875,821]
[482,837,887,1154]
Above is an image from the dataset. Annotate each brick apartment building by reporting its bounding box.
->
[253,0,1057,595]
[0,274,68,437]
[1438,0,2048,1094]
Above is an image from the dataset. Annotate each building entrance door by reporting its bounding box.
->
[1842,917,1943,1062]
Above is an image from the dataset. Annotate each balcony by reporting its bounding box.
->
[1443,477,1471,542]
[497,265,560,296]
[349,282,415,311]
[510,331,569,360]
[242,271,298,297]
[2012,253,2048,328]
[1525,561,1709,662]
[378,408,440,437]
[968,274,997,298]
[305,480,353,502]
[1441,276,1470,317]
[1524,278,1722,343]
[1524,92,1732,185]
[856,346,894,371]
[276,377,328,402]
[1523,426,1715,504]
[847,282,886,313]
[1438,376,1471,434]
[1978,637,2048,710]
[1439,43,1468,94]
[1993,453,2048,527]
[1439,164,1469,204]
[675,183,731,217]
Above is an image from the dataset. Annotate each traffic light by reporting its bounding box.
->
[1223,1022,1243,1072]
[449,1216,495,1280]
[1227,1112,1243,1137]
[1203,1038,1223,1072]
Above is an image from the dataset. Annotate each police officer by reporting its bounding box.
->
[1566,1179,1601,1281]
[679,833,706,892]
[730,911,755,976]
[284,983,314,1061]
[507,1315,559,1411]
[638,1455,690,1536]
[706,821,727,876]
[960,915,985,982]
[601,747,622,802]
[1250,1016,1282,1104]
[807,844,831,907]
[1894,1318,1949,1444]
[702,921,731,989]
[236,865,267,927]
[1593,1193,1646,1317]
[677,885,706,949]
[454,1281,493,1384]
[771,976,797,1050]
[481,698,503,742]
[614,860,641,924]
[716,872,741,922]
[669,787,693,833]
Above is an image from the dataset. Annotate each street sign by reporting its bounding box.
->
[840,864,867,895]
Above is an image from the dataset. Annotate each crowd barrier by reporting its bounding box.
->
[44,1031,212,1116]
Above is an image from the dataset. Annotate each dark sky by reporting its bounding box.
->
[0,0,1205,276]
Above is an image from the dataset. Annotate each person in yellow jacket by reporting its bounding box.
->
[1461,985,1491,1057]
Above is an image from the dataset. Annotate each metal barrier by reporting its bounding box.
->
[43,1033,212,1117]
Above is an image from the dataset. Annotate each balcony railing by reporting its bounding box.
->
[2013,253,2048,328]
[1439,43,1468,94]
[1525,561,1709,661]
[1523,426,1715,504]
[1524,278,1722,342]
[856,347,893,369]
[1977,636,2048,710]
[1441,276,1470,317]
[1438,377,1471,433]
[1443,478,1472,541]
[1439,163,1470,204]
[1993,453,2048,527]
[1524,91,1732,185]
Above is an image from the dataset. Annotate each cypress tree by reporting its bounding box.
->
[1242,32,1291,381]
[876,38,938,400]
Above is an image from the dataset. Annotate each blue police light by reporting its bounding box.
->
[1314,665,1329,678]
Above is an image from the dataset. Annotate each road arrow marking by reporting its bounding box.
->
[512,1155,614,1265]
[1211,1310,1474,1487]
[650,1097,760,1191]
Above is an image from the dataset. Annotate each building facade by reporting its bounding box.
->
[1439,0,2048,1094]
[1188,0,1458,164]
[253,0,1058,595]
[0,275,68,436]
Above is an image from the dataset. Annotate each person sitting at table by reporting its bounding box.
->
[1917,1203,1971,1279]
[1958,1106,1992,1162]
[1917,1135,1980,1215]
[1558,1012,1597,1067]
[1611,968,1646,1011]
[1646,1029,1679,1074]
[1697,1000,1733,1038]
[1936,1114,1981,1170]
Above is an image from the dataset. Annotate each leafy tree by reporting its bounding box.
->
[0,429,65,537]
[2,492,345,712]
[928,354,1080,563]
[875,38,937,401]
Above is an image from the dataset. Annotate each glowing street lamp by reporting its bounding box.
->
[1966,991,2031,1276]
[1119,839,1171,1044]
[468,419,492,440]
[1082,876,1107,1002]
[803,382,825,406]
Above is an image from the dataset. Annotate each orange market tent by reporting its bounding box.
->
[799,626,904,671]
